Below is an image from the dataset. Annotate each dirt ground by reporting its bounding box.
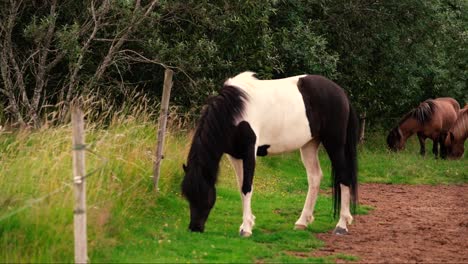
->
[314,183,468,263]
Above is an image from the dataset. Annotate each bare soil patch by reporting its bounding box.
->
[315,183,468,263]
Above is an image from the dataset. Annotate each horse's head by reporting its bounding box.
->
[444,132,464,159]
[181,163,216,232]
[387,127,404,151]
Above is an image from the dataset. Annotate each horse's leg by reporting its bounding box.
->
[439,133,448,159]
[432,137,439,158]
[324,146,353,234]
[417,132,426,156]
[294,140,322,230]
[335,183,353,235]
[228,154,244,191]
[228,151,256,237]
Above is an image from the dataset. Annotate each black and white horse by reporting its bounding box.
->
[182,72,358,236]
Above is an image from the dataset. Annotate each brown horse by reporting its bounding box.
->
[444,105,468,159]
[387,97,460,158]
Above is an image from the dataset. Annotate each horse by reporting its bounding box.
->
[386,97,460,158]
[444,104,468,159]
[181,72,359,237]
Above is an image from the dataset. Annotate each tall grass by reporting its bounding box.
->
[0,114,466,262]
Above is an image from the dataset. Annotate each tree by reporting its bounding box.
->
[0,0,158,128]
[1,0,466,128]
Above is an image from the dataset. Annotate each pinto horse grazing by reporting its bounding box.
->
[181,72,358,237]
[387,97,460,158]
[444,105,468,159]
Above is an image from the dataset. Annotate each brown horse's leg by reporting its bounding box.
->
[439,133,448,159]
[417,132,426,156]
[432,138,439,158]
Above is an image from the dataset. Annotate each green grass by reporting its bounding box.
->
[359,132,467,184]
[0,122,466,262]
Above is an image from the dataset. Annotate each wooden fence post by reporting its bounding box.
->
[359,112,366,143]
[72,105,87,263]
[153,69,173,191]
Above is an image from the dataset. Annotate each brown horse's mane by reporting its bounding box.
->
[399,100,436,125]
[451,106,468,139]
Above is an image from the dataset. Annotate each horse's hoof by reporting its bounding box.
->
[333,227,348,235]
[240,229,252,237]
[294,224,307,230]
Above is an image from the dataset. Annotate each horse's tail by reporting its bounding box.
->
[346,104,359,213]
[333,103,359,217]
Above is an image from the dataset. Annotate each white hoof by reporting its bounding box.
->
[240,229,252,237]
[294,224,307,230]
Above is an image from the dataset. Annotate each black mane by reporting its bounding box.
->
[400,100,436,125]
[182,85,248,203]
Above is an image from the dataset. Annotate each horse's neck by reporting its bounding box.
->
[187,143,223,185]
[399,118,419,139]
[453,113,468,140]
[189,141,224,166]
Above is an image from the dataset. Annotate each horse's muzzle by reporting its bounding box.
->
[189,223,205,232]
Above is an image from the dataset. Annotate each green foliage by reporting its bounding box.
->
[56,23,81,60]
[309,0,468,123]
[273,23,338,77]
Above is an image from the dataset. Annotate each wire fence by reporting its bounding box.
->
[0,147,160,225]
[0,104,179,224]
[0,184,69,222]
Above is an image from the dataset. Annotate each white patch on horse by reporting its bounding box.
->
[225,72,312,154]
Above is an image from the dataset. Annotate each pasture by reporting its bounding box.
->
[0,119,466,262]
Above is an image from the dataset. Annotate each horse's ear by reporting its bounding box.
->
[390,127,400,139]
[449,132,455,142]
[182,164,188,173]
[396,128,403,139]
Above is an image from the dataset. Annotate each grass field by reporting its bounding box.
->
[0,120,466,262]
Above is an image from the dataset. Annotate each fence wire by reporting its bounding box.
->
[0,184,69,222]
[0,111,180,223]
[0,145,109,223]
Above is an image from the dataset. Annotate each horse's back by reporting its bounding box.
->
[433,97,460,112]
[431,97,460,131]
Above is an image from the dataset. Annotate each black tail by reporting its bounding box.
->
[332,104,359,217]
[345,105,359,213]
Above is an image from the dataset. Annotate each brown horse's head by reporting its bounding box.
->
[444,132,465,159]
[387,127,404,151]
[444,105,468,159]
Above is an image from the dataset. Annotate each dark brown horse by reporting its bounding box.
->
[444,104,468,159]
[387,97,460,158]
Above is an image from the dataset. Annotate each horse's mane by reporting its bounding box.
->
[451,107,468,139]
[399,100,436,125]
[182,85,248,202]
